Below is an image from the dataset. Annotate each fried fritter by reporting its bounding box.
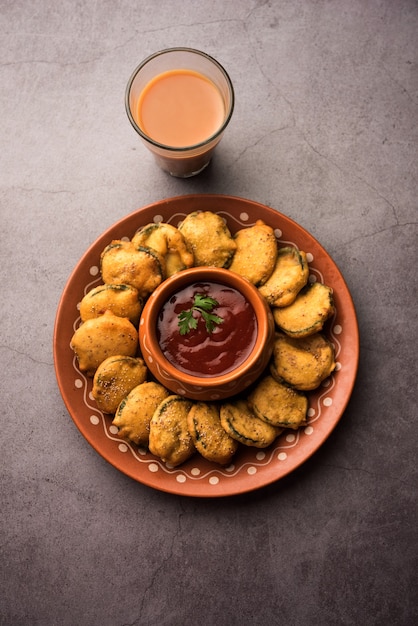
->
[247,375,308,430]
[149,395,195,466]
[132,222,194,277]
[112,381,170,446]
[270,332,336,391]
[228,220,278,286]
[70,310,138,376]
[79,283,143,326]
[220,399,282,447]
[273,281,335,338]
[92,355,147,414]
[258,246,309,307]
[100,240,165,298]
[187,402,238,465]
[179,211,236,267]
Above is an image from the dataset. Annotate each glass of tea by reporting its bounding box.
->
[125,48,234,177]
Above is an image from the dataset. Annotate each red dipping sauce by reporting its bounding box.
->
[157,281,257,377]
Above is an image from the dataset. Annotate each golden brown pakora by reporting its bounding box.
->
[258,246,309,307]
[79,283,143,326]
[132,222,194,277]
[179,211,236,267]
[220,399,282,447]
[270,332,336,391]
[148,395,195,466]
[70,311,138,376]
[92,355,147,414]
[228,220,278,286]
[112,381,170,446]
[247,375,308,430]
[100,240,165,298]
[187,402,238,465]
[273,281,335,338]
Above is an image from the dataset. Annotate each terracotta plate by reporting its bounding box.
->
[54,194,359,497]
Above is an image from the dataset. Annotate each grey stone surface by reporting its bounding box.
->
[1,1,417,625]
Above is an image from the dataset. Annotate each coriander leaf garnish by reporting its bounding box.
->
[178,294,223,335]
[178,310,199,335]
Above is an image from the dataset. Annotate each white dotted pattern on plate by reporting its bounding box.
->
[72,211,342,487]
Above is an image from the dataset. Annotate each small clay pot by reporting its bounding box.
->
[139,267,275,401]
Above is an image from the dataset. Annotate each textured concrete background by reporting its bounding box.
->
[1,1,417,625]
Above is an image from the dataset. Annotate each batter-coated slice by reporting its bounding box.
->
[247,375,308,430]
[187,402,238,465]
[79,283,143,326]
[112,381,170,446]
[132,222,194,277]
[70,310,138,376]
[92,355,147,414]
[259,246,309,307]
[228,220,278,286]
[220,399,282,447]
[270,332,336,391]
[179,211,236,267]
[100,240,165,298]
[149,395,195,466]
[273,281,335,337]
